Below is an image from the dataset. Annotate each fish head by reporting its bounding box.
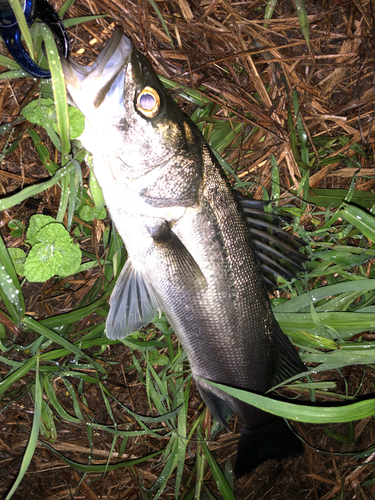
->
[61,27,193,180]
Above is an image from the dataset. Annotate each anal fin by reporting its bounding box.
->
[194,379,233,428]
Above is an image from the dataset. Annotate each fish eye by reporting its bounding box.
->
[136,87,161,118]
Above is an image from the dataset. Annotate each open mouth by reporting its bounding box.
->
[60,27,132,109]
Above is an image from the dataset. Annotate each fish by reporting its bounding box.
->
[61,27,308,478]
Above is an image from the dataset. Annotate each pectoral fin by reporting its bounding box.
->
[106,259,160,339]
[150,221,207,289]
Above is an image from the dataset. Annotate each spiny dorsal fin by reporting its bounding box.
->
[236,194,309,288]
[106,260,160,340]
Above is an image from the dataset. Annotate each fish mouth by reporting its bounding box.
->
[61,27,132,109]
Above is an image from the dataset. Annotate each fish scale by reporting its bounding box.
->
[61,26,307,477]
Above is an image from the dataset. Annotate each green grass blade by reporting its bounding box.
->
[270,154,280,202]
[0,54,22,70]
[199,430,236,500]
[0,161,76,211]
[203,379,375,423]
[301,346,375,367]
[276,311,375,338]
[147,0,174,49]
[274,280,375,313]
[159,76,211,106]
[40,440,163,471]
[0,69,28,79]
[8,0,34,60]
[59,0,77,17]
[293,0,311,53]
[264,0,278,22]
[43,375,81,423]
[0,356,36,396]
[307,188,375,209]
[152,438,179,499]
[63,15,107,28]
[5,356,41,500]
[174,359,189,499]
[39,24,70,157]
[0,234,25,322]
[56,172,70,223]
[339,204,375,242]
[22,316,93,362]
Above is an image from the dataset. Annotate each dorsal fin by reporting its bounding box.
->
[236,194,309,289]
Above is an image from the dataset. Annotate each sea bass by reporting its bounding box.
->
[61,27,306,477]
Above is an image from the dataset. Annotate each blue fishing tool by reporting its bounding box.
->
[0,0,70,78]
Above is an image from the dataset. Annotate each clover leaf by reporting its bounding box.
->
[22,98,85,140]
[79,205,106,221]
[8,248,26,276]
[24,216,82,282]
[26,214,55,245]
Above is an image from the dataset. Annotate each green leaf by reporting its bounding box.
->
[40,441,162,472]
[24,223,81,282]
[22,98,84,140]
[25,242,63,282]
[274,280,375,313]
[275,311,375,338]
[149,351,170,366]
[8,248,26,276]
[8,219,24,237]
[26,214,56,246]
[22,98,58,128]
[58,241,82,277]
[79,205,107,221]
[0,53,22,70]
[0,157,79,212]
[67,106,85,139]
[264,0,278,22]
[0,262,23,318]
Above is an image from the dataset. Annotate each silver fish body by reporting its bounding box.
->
[62,28,305,477]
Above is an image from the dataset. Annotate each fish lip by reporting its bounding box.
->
[60,27,132,108]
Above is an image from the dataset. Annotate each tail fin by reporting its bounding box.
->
[234,417,303,478]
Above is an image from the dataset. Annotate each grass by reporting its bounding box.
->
[0,1,375,499]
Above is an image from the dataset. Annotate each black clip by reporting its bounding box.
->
[0,0,70,78]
